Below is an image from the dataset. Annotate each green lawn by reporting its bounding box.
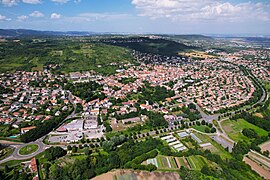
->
[213,120,223,133]
[0,147,14,161]
[0,158,31,167]
[221,118,268,142]
[193,125,210,133]
[19,144,39,155]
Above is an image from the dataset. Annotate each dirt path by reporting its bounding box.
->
[174,157,181,169]
[244,156,270,179]
[183,157,191,169]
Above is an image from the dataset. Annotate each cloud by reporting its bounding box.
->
[51,13,61,19]
[1,0,19,6]
[22,0,42,4]
[29,11,44,17]
[131,0,270,22]
[51,0,69,4]
[61,13,130,23]
[0,14,11,21]
[17,15,28,21]
[80,13,128,20]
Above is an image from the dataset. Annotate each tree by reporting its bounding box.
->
[188,103,196,110]
[84,148,92,155]
[202,120,206,125]
[210,127,216,133]
[205,127,210,133]
[242,128,258,138]
[97,115,102,125]
[263,150,269,157]
[72,146,78,153]
[44,147,67,161]
[67,145,72,151]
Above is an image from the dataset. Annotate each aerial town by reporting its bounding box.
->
[1,0,270,179]
[0,35,270,179]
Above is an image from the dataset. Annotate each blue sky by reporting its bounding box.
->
[0,0,269,34]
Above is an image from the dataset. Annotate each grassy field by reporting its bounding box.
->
[0,159,31,167]
[19,144,39,155]
[221,118,268,142]
[193,125,210,133]
[0,147,14,161]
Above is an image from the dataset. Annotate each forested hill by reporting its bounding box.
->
[103,37,198,56]
[0,39,135,74]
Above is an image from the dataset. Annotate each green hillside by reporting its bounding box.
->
[0,39,135,75]
[105,37,197,56]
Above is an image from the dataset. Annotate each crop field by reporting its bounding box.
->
[179,50,216,59]
[221,118,268,142]
[186,156,208,171]
[146,155,208,171]
[92,169,180,180]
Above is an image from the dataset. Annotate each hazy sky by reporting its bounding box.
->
[0,0,269,34]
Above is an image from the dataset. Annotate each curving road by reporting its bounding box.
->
[0,67,267,165]
[0,137,50,164]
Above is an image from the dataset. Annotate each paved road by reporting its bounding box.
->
[0,67,267,165]
[0,138,49,164]
[0,92,80,165]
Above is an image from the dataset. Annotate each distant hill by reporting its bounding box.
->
[104,37,198,56]
[0,29,96,37]
[0,38,136,74]
[163,34,213,41]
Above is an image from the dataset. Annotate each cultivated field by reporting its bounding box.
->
[179,51,216,59]
[145,155,208,171]
[244,156,270,179]
[92,169,180,180]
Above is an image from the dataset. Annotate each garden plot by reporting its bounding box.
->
[186,156,208,170]
[147,156,179,170]
[190,133,202,143]
[146,158,158,167]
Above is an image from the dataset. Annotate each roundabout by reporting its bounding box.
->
[18,144,39,156]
